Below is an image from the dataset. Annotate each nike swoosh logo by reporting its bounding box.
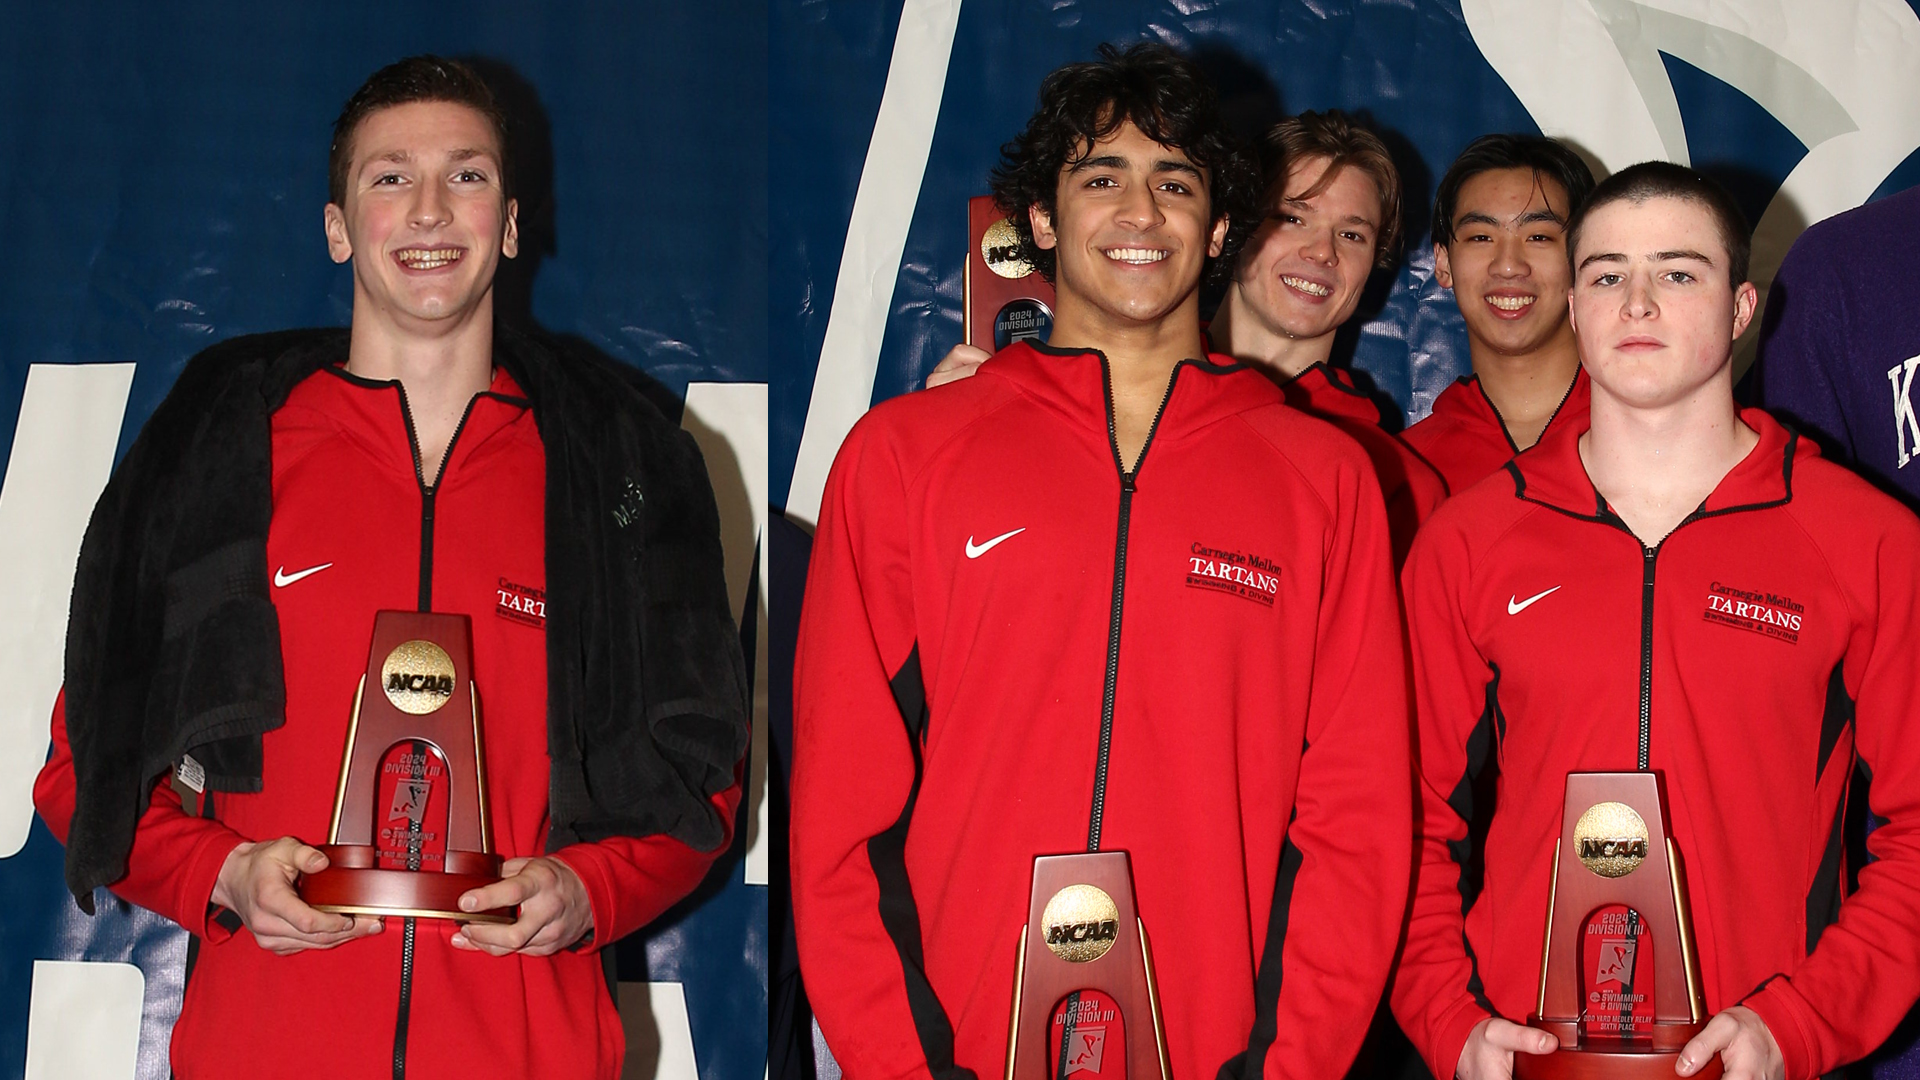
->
[1507,585,1562,615]
[274,562,334,587]
[965,528,1026,559]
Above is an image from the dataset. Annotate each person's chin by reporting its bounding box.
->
[1104,290,1185,324]
[1473,319,1552,357]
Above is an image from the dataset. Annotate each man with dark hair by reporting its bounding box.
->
[327,55,512,206]
[795,42,1410,1080]
[1403,133,1596,496]
[933,109,1444,562]
[1393,161,1920,1080]
[34,55,747,1079]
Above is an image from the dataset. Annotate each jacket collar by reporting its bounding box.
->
[984,339,1281,454]
[1283,362,1382,424]
[1508,406,1803,522]
[306,363,532,486]
[1432,366,1589,452]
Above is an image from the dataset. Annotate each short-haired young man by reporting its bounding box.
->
[35,56,747,1079]
[934,110,1444,562]
[795,43,1410,1080]
[1402,134,1595,496]
[1392,162,1920,1080]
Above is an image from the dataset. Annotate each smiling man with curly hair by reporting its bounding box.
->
[794,42,1411,1080]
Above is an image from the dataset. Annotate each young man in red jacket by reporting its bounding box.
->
[1403,135,1594,496]
[932,111,1443,563]
[35,57,746,1080]
[1393,162,1920,1080]
[794,43,1410,1080]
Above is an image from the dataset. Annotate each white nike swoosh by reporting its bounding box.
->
[965,528,1026,559]
[274,562,334,587]
[1507,585,1562,615]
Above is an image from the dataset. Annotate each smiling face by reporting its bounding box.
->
[1030,119,1228,334]
[1231,155,1382,345]
[323,99,519,335]
[1568,194,1758,410]
[1435,167,1574,358]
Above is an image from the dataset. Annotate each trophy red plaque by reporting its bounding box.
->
[299,610,512,923]
[967,195,1055,351]
[1005,852,1169,1080]
[1514,772,1717,1079]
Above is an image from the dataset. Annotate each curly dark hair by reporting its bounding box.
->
[329,55,511,206]
[987,41,1260,288]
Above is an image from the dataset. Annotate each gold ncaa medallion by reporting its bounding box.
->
[1574,801,1650,878]
[1041,883,1121,963]
[380,639,456,715]
[982,217,1035,280]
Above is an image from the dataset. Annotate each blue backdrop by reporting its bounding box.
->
[774,0,1920,516]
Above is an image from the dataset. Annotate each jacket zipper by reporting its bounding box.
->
[1086,361,1181,851]
[389,385,483,1080]
[1480,370,1580,455]
[1637,544,1658,770]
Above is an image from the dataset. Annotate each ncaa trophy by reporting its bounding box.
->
[299,610,512,923]
[1514,772,1717,1079]
[1005,852,1169,1080]
[967,196,1056,351]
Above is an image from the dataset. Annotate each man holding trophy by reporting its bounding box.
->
[1393,163,1920,1080]
[793,43,1409,1080]
[34,57,747,1079]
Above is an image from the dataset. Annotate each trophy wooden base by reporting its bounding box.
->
[303,843,513,923]
[1514,1040,1720,1079]
[1513,1006,1720,1077]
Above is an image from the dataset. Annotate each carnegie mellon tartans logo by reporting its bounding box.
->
[497,577,547,628]
[1185,541,1281,607]
[1702,581,1804,644]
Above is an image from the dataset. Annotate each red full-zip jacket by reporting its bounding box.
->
[36,365,737,1080]
[1280,362,1445,565]
[1391,409,1920,1080]
[1402,368,1590,497]
[793,341,1410,1080]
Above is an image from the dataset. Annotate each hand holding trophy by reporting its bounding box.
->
[1513,772,1718,1079]
[299,611,512,924]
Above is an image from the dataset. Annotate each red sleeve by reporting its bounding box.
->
[1390,517,1500,1080]
[1316,415,1447,568]
[550,772,743,949]
[1246,450,1414,1080]
[1386,437,1448,568]
[33,689,248,940]
[790,416,963,1080]
[1743,507,1920,1079]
